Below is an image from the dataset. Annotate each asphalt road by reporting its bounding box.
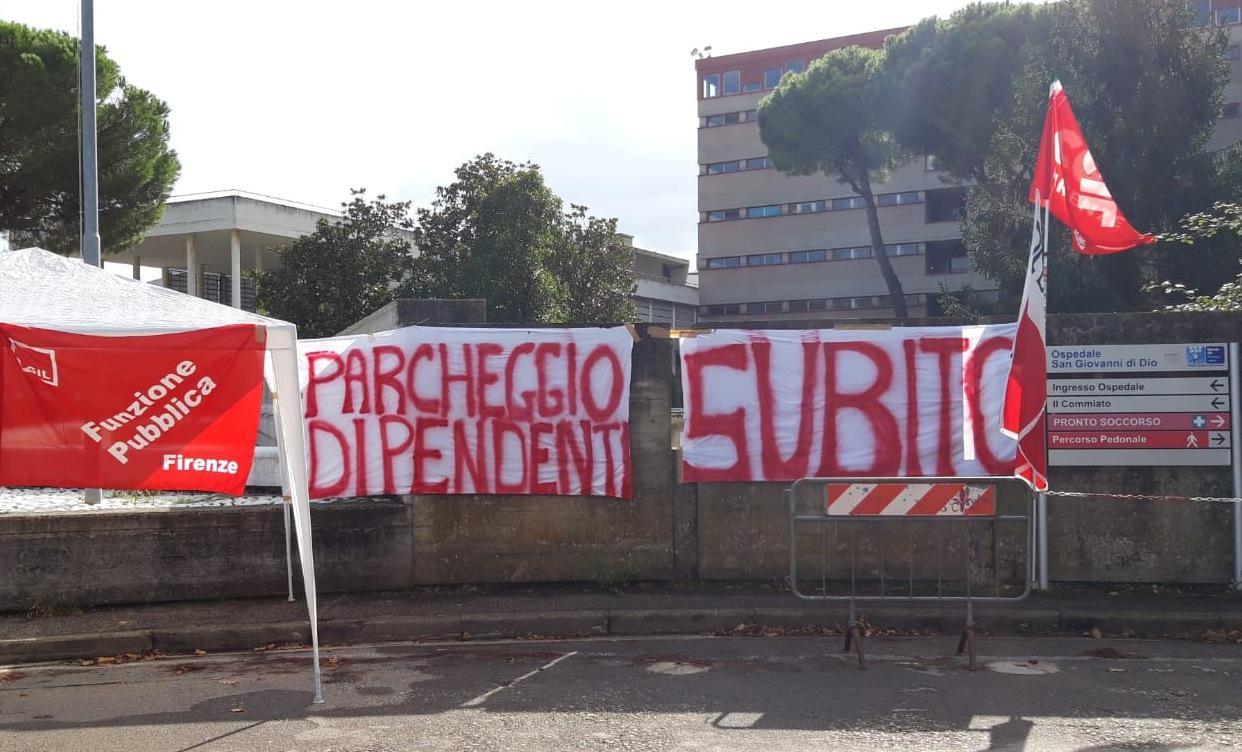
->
[1,634,1240,751]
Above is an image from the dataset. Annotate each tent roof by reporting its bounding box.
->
[0,248,296,347]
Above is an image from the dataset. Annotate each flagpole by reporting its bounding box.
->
[80,0,103,507]
[1039,189,1051,592]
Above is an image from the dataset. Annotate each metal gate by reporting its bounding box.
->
[786,476,1033,670]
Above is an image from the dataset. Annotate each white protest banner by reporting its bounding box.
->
[679,324,1019,482]
[299,327,633,499]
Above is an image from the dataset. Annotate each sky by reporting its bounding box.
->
[2,0,999,260]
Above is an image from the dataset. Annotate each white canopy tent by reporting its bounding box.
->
[0,247,323,703]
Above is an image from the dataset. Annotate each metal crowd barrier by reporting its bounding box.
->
[785,476,1033,670]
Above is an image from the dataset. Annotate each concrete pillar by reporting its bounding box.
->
[230,229,242,308]
[132,255,141,281]
[185,235,198,297]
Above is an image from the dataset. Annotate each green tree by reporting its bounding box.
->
[0,21,180,254]
[759,46,909,317]
[1151,201,1242,310]
[255,191,414,338]
[402,154,635,324]
[886,0,1235,313]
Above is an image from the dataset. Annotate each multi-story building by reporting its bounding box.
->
[626,235,699,328]
[111,191,696,326]
[694,11,1242,322]
[694,30,988,322]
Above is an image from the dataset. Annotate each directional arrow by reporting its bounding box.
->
[1187,433,1200,448]
[1212,432,1228,446]
[1211,379,1225,392]
[1213,414,1228,428]
[1212,397,1226,410]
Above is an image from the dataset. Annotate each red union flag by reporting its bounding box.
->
[1028,80,1156,255]
[1002,189,1050,492]
[0,324,265,495]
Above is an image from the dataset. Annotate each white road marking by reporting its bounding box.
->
[460,650,578,707]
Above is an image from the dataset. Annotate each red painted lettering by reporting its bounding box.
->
[505,342,537,421]
[379,415,414,495]
[343,349,371,414]
[535,342,564,417]
[920,337,969,476]
[492,420,528,494]
[682,344,751,482]
[556,420,594,495]
[372,345,406,415]
[476,343,505,419]
[405,344,441,414]
[528,421,557,494]
[965,336,1014,474]
[453,419,488,493]
[308,419,350,498]
[411,417,449,493]
[581,345,624,421]
[753,336,817,479]
[902,339,923,476]
[818,341,900,476]
[304,351,344,418]
[439,343,476,417]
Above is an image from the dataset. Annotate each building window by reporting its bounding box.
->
[705,160,741,175]
[925,154,938,171]
[745,156,772,170]
[705,209,741,222]
[743,81,762,93]
[1218,6,1242,25]
[743,109,757,121]
[706,256,741,269]
[925,187,966,223]
[832,246,872,261]
[886,243,920,257]
[876,191,921,207]
[746,204,782,218]
[702,74,720,99]
[1224,102,1241,119]
[1193,0,1212,26]
[703,112,736,127]
[745,253,783,266]
[723,70,741,95]
[831,196,866,211]
[748,301,785,314]
[926,240,969,274]
[905,293,923,307]
[794,200,827,214]
[1226,45,1241,61]
[789,249,828,264]
[785,59,804,75]
[764,67,782,89]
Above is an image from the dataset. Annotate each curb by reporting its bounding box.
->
[2,602,1238,665]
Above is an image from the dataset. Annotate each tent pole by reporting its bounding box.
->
[270,336,323,704]
[284,501,295,602]
[271,385,296,603]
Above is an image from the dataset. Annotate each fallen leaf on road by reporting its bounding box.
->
[95,656,117,665]
[193,649,207,656]
[219,679,238,686]
[1107,668,1126,673]
[1087,628,1103,639]
[229,708,244,714]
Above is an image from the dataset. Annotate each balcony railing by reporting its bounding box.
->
[164,268,257,311]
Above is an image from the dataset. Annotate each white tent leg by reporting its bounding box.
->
[270,382,296,603]
[270,344,323,704]
[284,501,295,602]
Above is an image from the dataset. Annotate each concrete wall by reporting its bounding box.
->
[1,312,1240,610]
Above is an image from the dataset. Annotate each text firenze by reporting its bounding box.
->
[80,361,218,465]
[681,333,1017,481]
[304,341,631,498]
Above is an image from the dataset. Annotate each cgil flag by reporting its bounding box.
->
[1028,80,1156,255]
[1004,80,1157,492]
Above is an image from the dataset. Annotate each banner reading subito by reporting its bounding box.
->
[0,324,266,494]
[679,324,1019,482]
[298,327,633,499]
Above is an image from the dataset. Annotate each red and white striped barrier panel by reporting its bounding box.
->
[824,483,996,517]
